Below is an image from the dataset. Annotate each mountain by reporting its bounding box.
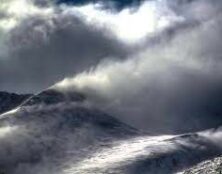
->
[0,89,139,174]
[0,91,31,114]
[183,156,222,174]
[0,89,222,174]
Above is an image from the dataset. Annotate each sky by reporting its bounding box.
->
[0,0,185,92]
[57,0,143,8]
[0,0,222,133]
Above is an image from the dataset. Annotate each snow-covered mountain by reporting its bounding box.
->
[0,89,222,174]
[182,156,222,174]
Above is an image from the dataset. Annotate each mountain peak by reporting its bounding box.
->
[0,91,31,114]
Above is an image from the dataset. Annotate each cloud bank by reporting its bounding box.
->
[0,0,222,133]
[0,0,184,92]
[55,0,222,133]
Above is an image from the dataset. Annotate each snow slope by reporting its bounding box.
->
[0,89,222,174]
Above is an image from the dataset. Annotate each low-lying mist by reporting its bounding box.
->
[55,0,222,133]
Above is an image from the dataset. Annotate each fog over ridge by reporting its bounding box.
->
[0,0,222,133]
[55,0,222,133]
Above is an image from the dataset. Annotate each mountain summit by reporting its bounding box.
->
[0,92,31,114]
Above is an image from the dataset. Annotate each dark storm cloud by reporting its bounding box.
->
[0,0,198,92]
[0,11,131,93]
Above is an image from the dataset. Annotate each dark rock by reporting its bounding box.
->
[0,92,31,114]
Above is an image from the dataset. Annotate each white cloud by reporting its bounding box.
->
[0,0,184,43]
[67,0,184,43]
[0,0,53,31]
